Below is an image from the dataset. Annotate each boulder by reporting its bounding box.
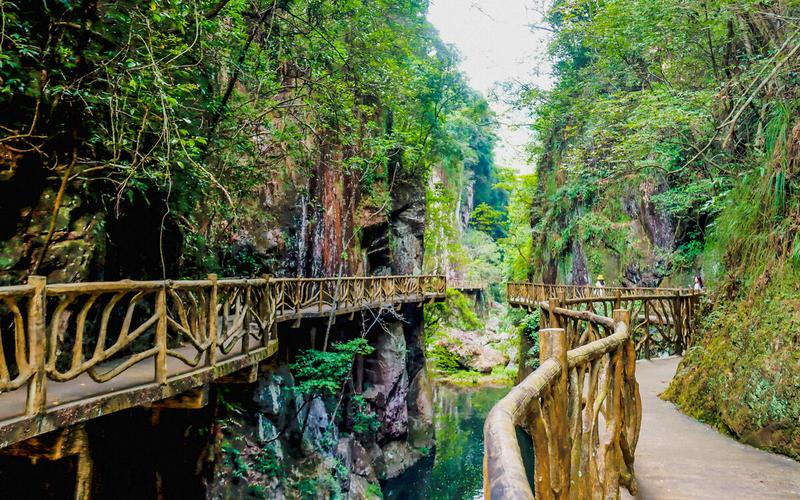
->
[439,329,509,373]
[351,441,377,482]
[257,415,284,460]
[254,365,293,416]
[348,473,381,500]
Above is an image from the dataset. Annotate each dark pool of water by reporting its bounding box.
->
[382,383,510,500]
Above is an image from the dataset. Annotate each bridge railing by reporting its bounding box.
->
[507,282,687,302]
[448,280,488,290]
[484,303,641,499]
[0,274,445,422]
[508,282,700,358]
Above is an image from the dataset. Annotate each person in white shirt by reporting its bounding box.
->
[594,275,606,296]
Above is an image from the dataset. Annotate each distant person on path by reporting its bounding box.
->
[693,275,704,291]
[594,275,606,295]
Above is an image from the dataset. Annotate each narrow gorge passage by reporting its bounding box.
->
[3,1,800,498]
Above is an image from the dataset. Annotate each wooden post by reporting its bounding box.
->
[75,444,93,500]
[538,327,569,496]
[207,274,218,367]
[262,274,272,346]
[686,293,694,347]
[548,298,560,329]
[155,286,167,384]
[242,283,251,355]
[355,354,364,393]
[674,291,684,354]
[643,299,651,360]
[614,289,621,309]
[26,275,47,416]
[613,307,638,493]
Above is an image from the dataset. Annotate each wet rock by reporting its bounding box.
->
[351,441,377,482]
[390,180,425,274]
[296,396,334,455]
[365,442,387,480]
[363,323,409,441]
[348,473,380,500]
[336,437,378,484]
[257,415,284,460]
[381,441,422,479]
[336,436,354,471]
[407,368,434,449]
[254,365,293,417]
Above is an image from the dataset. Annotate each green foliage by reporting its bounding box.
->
[221,441,250,480]
[425,289,482,333]
[292,339,374,397]
[296,478,320,500]
[366,483,384,499]
[521,310,541,370]
[253,448,282,479]
[429,343,464,374]
[511,0,800,286]
[0,0,499,279]
[349,394,380,435]
[470,202,506,237]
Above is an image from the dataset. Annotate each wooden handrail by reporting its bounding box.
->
[485,286,674,499]
[449,280,488,290]
[0,274,446,437]
[509,282,700,358]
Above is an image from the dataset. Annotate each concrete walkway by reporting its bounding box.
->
[628,357,800,499]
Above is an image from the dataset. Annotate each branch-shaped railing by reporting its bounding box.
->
[508,283,700,358]
[484,296,642,499]
[0,274,445,426]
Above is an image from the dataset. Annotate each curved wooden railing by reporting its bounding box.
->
[0,274,445,445]
[508,282,700,358]
[484,282,701,499]
[507,282,688,301]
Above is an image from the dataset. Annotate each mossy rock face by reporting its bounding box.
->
[664,272,800,459]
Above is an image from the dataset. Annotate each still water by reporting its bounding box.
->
[382,383,510,500]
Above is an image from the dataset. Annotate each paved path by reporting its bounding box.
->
[627,357,800,499]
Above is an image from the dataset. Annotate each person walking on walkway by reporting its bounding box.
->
[693,275,704,291]
[594,275,606,296]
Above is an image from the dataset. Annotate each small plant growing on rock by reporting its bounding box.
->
[292,339,375,397]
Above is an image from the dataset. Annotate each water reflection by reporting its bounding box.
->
[382,383,510,500]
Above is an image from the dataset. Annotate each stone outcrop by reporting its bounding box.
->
[363,323,409,442]
[437,327,509,373]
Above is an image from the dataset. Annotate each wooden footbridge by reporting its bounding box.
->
[0,274,446,449]
[485,282,800,499]
[449,280,488,292]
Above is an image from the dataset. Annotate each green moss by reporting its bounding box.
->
[664,267,800,459]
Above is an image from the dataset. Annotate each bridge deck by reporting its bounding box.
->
[0,293,440,447]
[628,357,800,499]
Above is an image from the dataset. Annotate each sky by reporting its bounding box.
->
[427,0,552,174]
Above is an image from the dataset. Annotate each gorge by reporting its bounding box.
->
[2,0,800,499]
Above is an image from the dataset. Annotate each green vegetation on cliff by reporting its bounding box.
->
[0,0,499,283]
[518,0,800,458]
